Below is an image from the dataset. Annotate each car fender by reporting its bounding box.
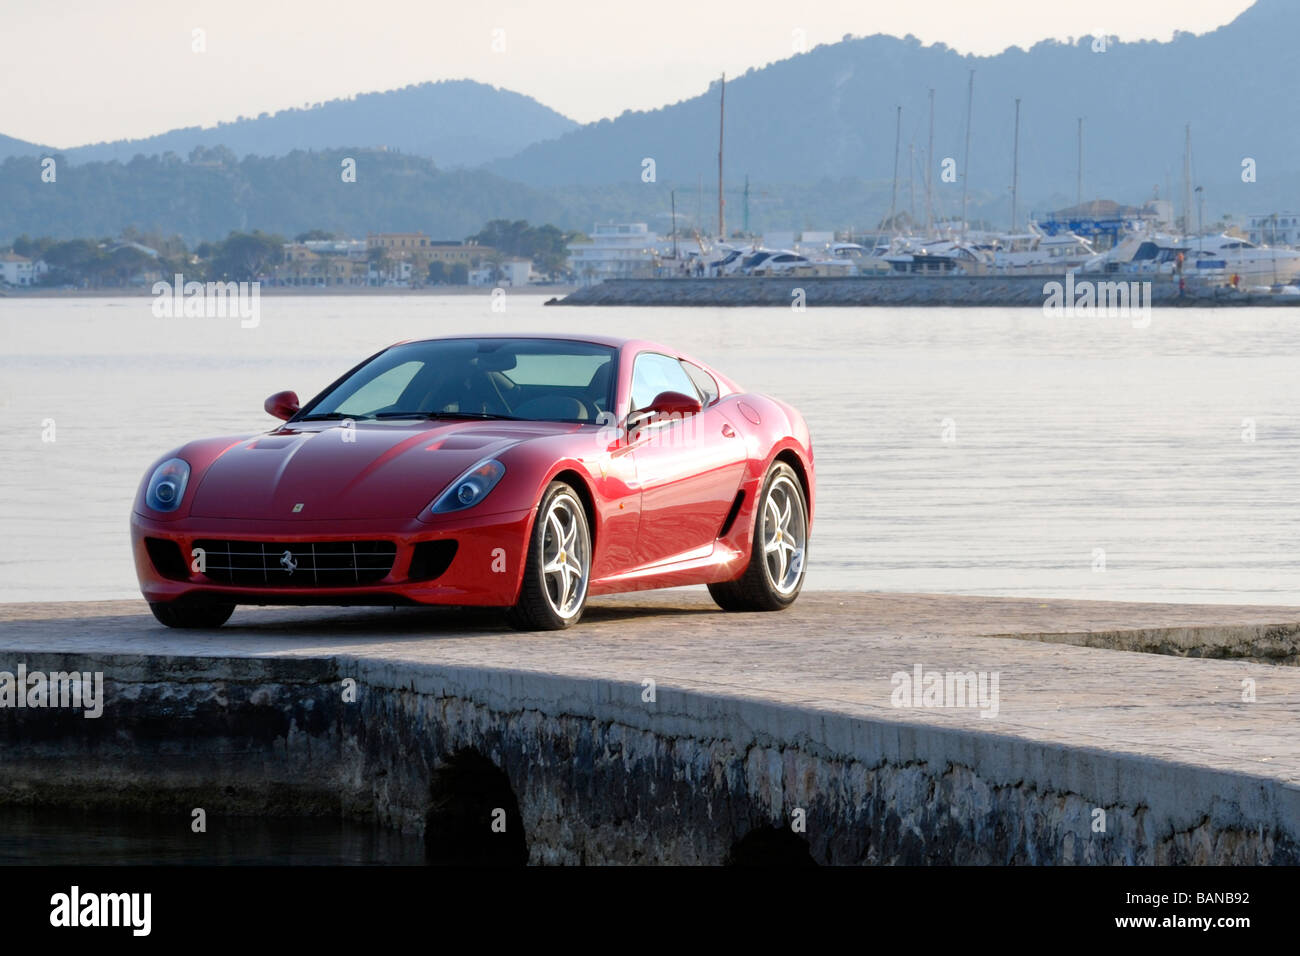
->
[133,434,259,521]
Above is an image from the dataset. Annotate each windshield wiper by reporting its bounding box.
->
[404,411,522,421]
[303,410,523,422]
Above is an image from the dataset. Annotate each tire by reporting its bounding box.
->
[708,462,808,612]
[149,601,235,629]
[507,481,592,630]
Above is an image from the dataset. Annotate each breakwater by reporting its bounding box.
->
[550,275,1293,307]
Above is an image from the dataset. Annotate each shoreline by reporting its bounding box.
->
[0,285,578,299]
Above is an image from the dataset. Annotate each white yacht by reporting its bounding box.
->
[707,245,749,276]
[1086,233,1300,285]
[828,242,893,275]
[743,249,812,276]
[1167,234,1300,285]
[990,227,1097,273]
[883,237,992,275]
[1078,229,1180,274]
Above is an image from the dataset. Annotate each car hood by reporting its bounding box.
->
[188,419,572,521]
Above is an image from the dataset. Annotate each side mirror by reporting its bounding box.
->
[645,390,703,418]
[264,390,300,421]
[625,391,703,439]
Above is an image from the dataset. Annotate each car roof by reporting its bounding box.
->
[384,333,739,391]
[392,332,675,354]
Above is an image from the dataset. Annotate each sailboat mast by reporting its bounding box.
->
[717,73,726,240]
[743,175,750,234]
[926,88,935,235]
[1076,117,1084,206]
[671,189,678,259]
[960,69,974,238]
[908,142,916,223]
[888,105,901,233]
[1183,124,1192,236]
[1010,98,1020,232]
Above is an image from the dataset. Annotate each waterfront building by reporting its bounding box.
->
[1247,213,1300,247]
[567,223,659,284]
[0,252,46,286]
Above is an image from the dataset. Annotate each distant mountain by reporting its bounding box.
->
[48,80,578,169]
[0,133,49,160]
[4,0,1296,242]
[489,0,1300,220]
[0,148,570,244]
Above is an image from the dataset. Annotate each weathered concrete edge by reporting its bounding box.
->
[981,623,1300,664]
[350,656,1300,829]
[4,647,1297,863]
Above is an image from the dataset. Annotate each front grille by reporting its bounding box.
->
[193,539,397,587]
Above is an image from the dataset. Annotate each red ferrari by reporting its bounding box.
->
[131,334,814,629]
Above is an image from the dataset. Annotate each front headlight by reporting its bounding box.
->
[427,459,506,515]
[145,458,191,512]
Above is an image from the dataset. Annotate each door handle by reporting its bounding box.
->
[721,423,737,438]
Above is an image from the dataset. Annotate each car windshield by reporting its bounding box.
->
[300,338,616,424]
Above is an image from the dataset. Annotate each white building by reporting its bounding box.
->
[370,259,413,286]
[0,253,45,286]
[567,223,659,284]
[499,258,532,287]
[468,259,532,287]
[1248,213,1300,247]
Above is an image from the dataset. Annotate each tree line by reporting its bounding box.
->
[6,219,584,287]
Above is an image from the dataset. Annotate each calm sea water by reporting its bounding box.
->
[0,807,423,865]
[2,293,1299,605]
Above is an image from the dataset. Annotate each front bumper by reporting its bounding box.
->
[131,507,533,607]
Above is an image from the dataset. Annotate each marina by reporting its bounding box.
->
[559,70,1300,305]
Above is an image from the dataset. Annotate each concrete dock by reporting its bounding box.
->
[2,591,1299,864]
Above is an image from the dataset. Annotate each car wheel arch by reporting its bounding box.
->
[735,445,813,547]
[506,464,600,607]
[772,448,812,514]
[538,465,599,556]
[548,468,598,548]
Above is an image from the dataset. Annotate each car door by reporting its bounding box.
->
[627,351,747,567]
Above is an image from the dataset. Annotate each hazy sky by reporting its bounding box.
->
[2,0,1255,147]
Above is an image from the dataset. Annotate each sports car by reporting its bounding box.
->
[131,334,814,629]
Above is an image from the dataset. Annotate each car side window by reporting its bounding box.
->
[631,352,699,411]
[681,361,718,406]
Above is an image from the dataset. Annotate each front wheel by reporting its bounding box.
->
[507,481,592,630]
[149,601,235,629]
[708,462,808,612]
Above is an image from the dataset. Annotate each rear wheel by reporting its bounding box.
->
[507,482,592,630]
[149,601,235,629]
[708,462,808,612]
